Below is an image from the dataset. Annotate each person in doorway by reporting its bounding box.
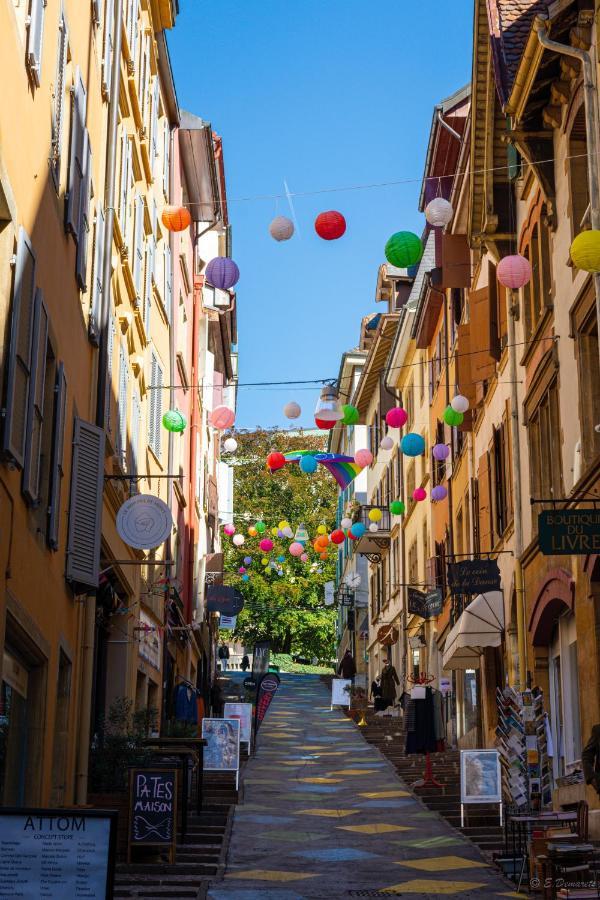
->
[371,674,385,712]
[380,658,400,710]
[582,724,600,794]
[240,654,250,672]
[218,643,230,672]
[337,649,356,682]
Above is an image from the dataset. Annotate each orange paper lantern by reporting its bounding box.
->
[162,205,191,232]
[316,535,329,549]
[320,552,328,560]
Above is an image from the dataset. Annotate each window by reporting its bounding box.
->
[65,68,92,290]
[89,202,105,342]
[433,421,445,484]
[575,306,600,469]
[101,0,114,98]
[522,214,552,339]
[568,105,589,237]
[132,194,144,302]
[50,12,68,189]
[527,374,562,525]
[163,243,172,322]
[148,352,163,459]
[489,416,513,542]
[118,128,132,244]
[26,0,47,87]
[421,519,428,584]
[163,121,170,199]
[419,355,425,403]
[144,202,156,339]
[406,463,415,511]
[131,391,141,481]
[65,418,105,588]
[408,540,419,587]
[405,379,414,430]
[116,345,128,463]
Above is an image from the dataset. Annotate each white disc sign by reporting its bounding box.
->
[117,494,173,550]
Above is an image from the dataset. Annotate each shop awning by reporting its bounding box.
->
[442,591,504,671]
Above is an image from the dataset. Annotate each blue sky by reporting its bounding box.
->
[169,1,473,430]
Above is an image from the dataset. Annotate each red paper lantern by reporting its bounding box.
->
[162,205,191,232]
[315,417,336,430]
[267,451,286,471]
[330,529,345,545]
[315,210,346,241]
[346,530,358,541]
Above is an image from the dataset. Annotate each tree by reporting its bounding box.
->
[223,429,338,660]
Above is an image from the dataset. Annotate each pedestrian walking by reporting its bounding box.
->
[380,658,400,710]
[240,654,250,672]
[218,643,230,672]
[337,648,357,682]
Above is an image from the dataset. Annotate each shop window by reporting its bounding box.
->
[549,614,582,778]
[575,309,600,468]
[489,417,512,543]
[50,650,72,806]
[568,105,589,237]
[522,216,552,340]
[462,669,479,737]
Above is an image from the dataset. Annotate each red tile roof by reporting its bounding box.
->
[487,0,548,104]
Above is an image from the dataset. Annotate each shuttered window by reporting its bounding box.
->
[149,78,159,173]
[118,130,132,244]
[65,68,87,239]
[75,129,92,291]
[139,33,149,125]
[469,286,496,381]
[90,202,105,341]
[163,122,170,199]
[65,417,105,589]
[105,314,115,432]
[133,194,144,301]
[144,238,153,338]
[102,0,114,98]
[47,362,67,549]
[22,289,49,505]
[148,352,163,459]
[92,0,102,25]
[117,345,128,462]
[50,12,68,189]
[164,243,172,322]
[3,227,37,468]
[131,391,141,480]
[127,0,139,65]
[26,0,47,87]
[476,451,492,552]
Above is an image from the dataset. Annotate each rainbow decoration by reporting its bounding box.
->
[281,451,362,490]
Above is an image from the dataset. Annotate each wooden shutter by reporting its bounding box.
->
[456,322,476,409]
[65,68,87,238]
[477,451,492,552]
[22,289,48,504]
[154,359,163,458]
[441,234,470,289]
[128,0,140,65]
[91,202,105,336]
[48,362,67,550]
[133,194,144,299]
[144,240,153,337]
[51,14,68,186]
[105,315,115,431]
[102,0,114,97]
[488,261,501,361]
[3,228,37,467]
[498,283,507,347]
[65,417,105,589]
[469,286,496,381]
[76,130,92,290]
[27,0,47,87]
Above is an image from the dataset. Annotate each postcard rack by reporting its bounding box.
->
[495,685,551,811]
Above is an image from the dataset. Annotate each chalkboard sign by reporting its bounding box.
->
[128,768,177,863]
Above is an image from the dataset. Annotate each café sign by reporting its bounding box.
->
[407,587,443,619]
[538,509,600,555]
[447,558,501,596]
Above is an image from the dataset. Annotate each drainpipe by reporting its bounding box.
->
[78,0,123,806]
[534,15,600,369]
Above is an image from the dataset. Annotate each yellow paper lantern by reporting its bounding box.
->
[271,527,278,536]
[369,508,382,522]
[570,230,600,273]
[317,525,327,535]
[278,520,289,531]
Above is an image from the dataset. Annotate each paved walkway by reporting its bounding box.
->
[208,674,516,899]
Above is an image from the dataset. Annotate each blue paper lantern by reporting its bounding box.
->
[242,574,250,582]
[350,522,366,539]
[277,555,285,563]
[400,433,425,457]
[300,455,318,473]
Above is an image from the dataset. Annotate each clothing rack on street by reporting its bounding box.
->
[407,673,442,788]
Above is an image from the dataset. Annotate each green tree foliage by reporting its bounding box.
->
[224,429,338,660]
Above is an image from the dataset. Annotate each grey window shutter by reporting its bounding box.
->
[90,202,105,338]
[131,391,140,480]
[51,14,68,187]
[48,362,67,550]
[119,133,132,243]
[148,351,157,451]
[133,194,144,299]
[105,314,115,431]
[76,130,92,290]
[164,243,172,322]
[92,0,102,25]
[150,78,159,168]
[22,288,48,505]
[163,122,170,199]
[144,236,153,337]
[65,417,105,589]
[3,227,37,468]
[128,0,139,66]
[102,0,114,97]
[27,0,47,87]
[117,345,128,460]
[155,359,163,458]
[66,68,87,238]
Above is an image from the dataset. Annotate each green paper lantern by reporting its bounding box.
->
[341,404,359,426]
[256,521,266,533]
[162,409,186,433]
[443,406,464,427]
[385,231,423,268]
[390,500,405,515]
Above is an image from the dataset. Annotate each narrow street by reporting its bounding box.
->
[208,675,516,899]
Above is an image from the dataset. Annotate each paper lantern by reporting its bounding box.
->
[433,443,450,461]
[341,404,359,426]
[242,574,250,582]
[380,436,394,451]
[233,534,245,546]
[238,566,246,574]
[354,449,373,467]
[315,417,336,430]
[317,525,327,535]
[267,451,286,471]
[261,557,269,565]
[301,553,308,562]
[224,524,235,536]
[277,555,286,563]
[289,542,304,557]
[431,485,448,502]
[385,231,423,268]
[570,230,600,273]
[243,556,252,565]
[316,535,329,550]
[211,406,235,430]
[347,530,358,541]
[320,552,328,560]
[390,500,405,515]
[223,437,238,452]
[282,526,293,539]
[386,407,408,429]
[278,520,289,530]
[271,527,278,536]
[451,394,469,414]
[269,215,294,242]
[443,406,464,427]
[256,521,266,533]
[161,205,191,232]
[350,522,365,538]
[497,254,531,289]
[205,257,240,290]
[413,488,427,502]
[330,529,345,545]
[162,409,186,433]
[300,455,318,473]
[315,210,346,240]
[284,401,301,419]
[340,517,352,530]
[400,433,425,457]
[259,538,274,552]
[248,527,257,537]
[425,197,453,227]
[369,523,379,533]
[368,508,382,522]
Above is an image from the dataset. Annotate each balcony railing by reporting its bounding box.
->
[352,505,391,563]
[353,505,392,532]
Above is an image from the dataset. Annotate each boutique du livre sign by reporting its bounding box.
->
[538,509,600,555]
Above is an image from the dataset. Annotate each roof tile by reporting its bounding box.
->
[486,0,548,103]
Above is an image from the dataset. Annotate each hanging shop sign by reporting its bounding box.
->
[206,585,244,616]
[407,587,443,619]
[538,509,600,555]
[447,559,501,596]
[255,673,281,733]
[377,624,399,646]
[0,808,117,898]
[116,494,173,550]
[219,614,237,630]
[251,640,271,681]
[128,769,177,863]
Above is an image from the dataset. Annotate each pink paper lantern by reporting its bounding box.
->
[386,407,408,429]
[301,553,308,562]
[354,449,373,467]
[289,542,304,557]
[224,524,235,536]
[413,487,427,502]
[259,538,274,552]
[497,254,532,289]
[238,567,246,574]
[211,405,235,430]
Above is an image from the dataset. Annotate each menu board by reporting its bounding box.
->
[202,718,240,771]
[223,702,253,744]
[0,808,116,899]
[128,769,177,862]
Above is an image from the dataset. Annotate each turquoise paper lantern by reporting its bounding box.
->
[300,455,318,474]
[400,433,425,457]
[385,232,423,268]
[350,522,366,538]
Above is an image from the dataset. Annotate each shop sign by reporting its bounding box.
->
[377,624,399,646]
[206,585,244,616]
[202,718,241,771]
[251,640,270,680]
[128,769,177,862]
[219,614,237,630]
[243,677,257,691]
[407,587,443,619]
[331,677,351,707]
[255,673,281,732]
[138,612,161,670]
[538,509,600,555]
[224,702,253,744]
[459,749,501,805]
[0,808,117,898]
[116,494,172,550]
[447,559,501,596]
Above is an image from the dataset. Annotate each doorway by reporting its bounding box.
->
[549,613,582,779]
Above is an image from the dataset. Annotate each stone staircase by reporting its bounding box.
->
[359,713,505,859]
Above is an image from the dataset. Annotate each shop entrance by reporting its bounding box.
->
[548,613,581,779]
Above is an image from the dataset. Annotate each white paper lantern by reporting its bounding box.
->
[223,437,238,453]
[283,526,294,539]
[284,401,301,419]
[341,517,352,530]
[233,534,245,546]
[451,394,470,414]
[369,523,379,533]
[380,435,394,451]
[269,215,295,241]
[425,197,453,227]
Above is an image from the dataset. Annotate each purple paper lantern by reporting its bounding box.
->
[433,443,450,461]
[205,257,240,290]
[431,485,448,502]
